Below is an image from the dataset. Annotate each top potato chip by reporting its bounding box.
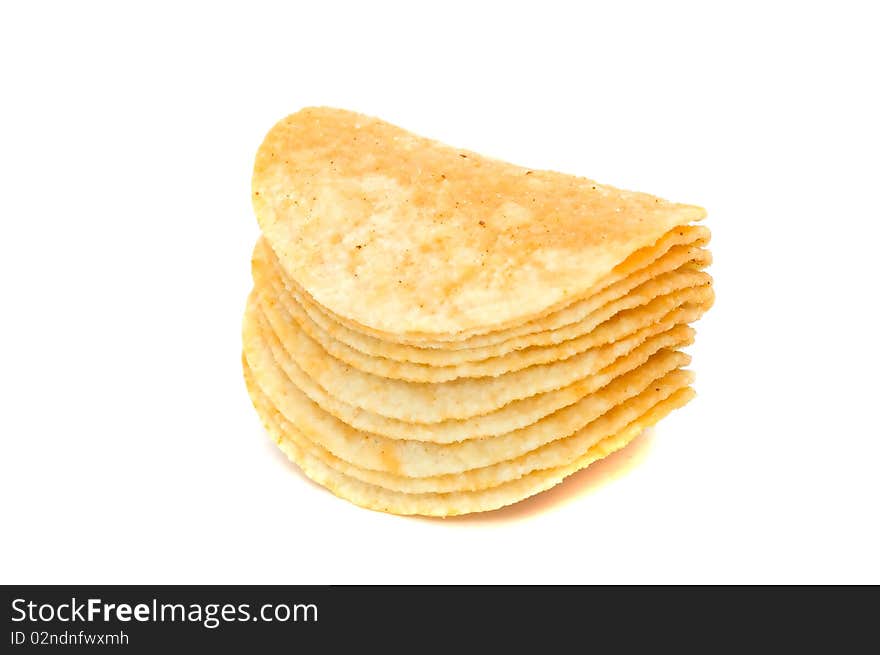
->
[252,107,705,340]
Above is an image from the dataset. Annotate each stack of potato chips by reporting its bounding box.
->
[243,107,714,516]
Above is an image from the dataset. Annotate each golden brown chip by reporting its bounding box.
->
[253,107,705,340]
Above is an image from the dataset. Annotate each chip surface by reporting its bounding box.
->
[253,107,706,338]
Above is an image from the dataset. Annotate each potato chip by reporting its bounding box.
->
[253,107,705,339]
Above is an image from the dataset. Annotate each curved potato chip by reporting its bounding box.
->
[253,107,705,340]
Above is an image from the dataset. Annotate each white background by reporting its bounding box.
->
[2,2,878,584]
